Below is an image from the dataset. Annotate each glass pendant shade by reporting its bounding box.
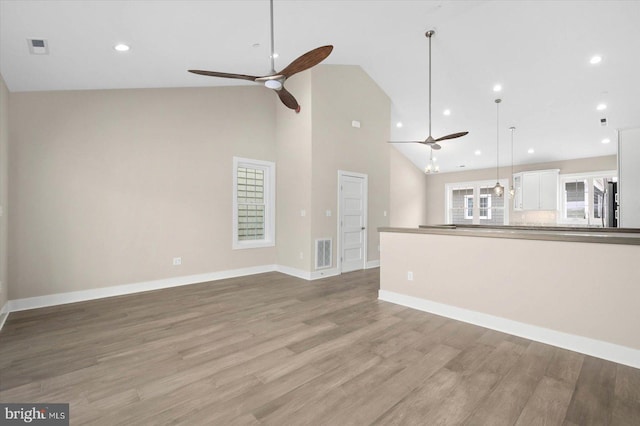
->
[493,182,504,196]
[509,186,515,198]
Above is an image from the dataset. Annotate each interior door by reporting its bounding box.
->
[339,172,367,273]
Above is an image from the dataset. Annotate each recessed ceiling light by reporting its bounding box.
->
[114,44,130,52]
[597,103,607,111]
[396,122,403,128]
[443,109,451,116]
[474,149,481,155]
[590,55,602,65]
[432,156,437,161]
[527,148,535,154]
[602,138,611,144]
[459,165,466,168]
[493,84,502,92]
[252,43,261,48]
[272,53,279,59]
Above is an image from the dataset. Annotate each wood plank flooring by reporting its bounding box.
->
[1,269,639,425]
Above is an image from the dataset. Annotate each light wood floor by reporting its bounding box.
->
[1,269,639,425]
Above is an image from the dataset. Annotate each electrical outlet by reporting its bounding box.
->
[173,257,182,266]
[407,271,414,281]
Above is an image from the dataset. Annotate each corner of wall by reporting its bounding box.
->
[0,73,10,310]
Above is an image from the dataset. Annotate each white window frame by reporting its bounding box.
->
[232,157,276,249]
[479,194,492,220]
[558,170,616,226]
[463,195,474,219]
[445,179,509,225]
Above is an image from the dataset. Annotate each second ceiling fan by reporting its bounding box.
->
[390,30,468,150]
[188,0,333,113]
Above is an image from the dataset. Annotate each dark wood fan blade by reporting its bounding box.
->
[388,141,427,144]
[434,131,469,142]
[276,86,300,112]
[188,70,259,82]
[279,45,334,78]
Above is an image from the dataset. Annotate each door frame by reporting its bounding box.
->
[337,170,368,273]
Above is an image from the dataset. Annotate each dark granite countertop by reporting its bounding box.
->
[378,224,640,246]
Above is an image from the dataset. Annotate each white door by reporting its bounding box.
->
[339,171,367,273]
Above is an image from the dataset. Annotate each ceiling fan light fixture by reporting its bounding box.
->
[493,84,502,92]
[114,43,130,52]
[264,79,282,90]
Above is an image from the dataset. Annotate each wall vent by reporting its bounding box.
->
[315,238,332,270]
[27,38,49,55]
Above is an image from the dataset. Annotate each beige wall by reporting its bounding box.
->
[310,65,390,269]
[0,75,8,309]
[9,86,278,299]
[425,155,617,225]
[276,72,313,271]
[390,146,428,227]
[6,64,402,300]
[380,231,640,351]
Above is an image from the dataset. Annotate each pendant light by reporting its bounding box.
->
[492,99,504,197]
[509,126,516,198]
[424,148,439,173]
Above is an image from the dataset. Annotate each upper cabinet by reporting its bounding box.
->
[513,169,559,211]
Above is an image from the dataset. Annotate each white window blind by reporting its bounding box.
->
[232,157,275,249]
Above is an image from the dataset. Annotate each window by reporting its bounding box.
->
[233,157,275,249]
[464,195,474,219]
[559,171,616,226]
[446,180,508,225]
[479,194,492,219]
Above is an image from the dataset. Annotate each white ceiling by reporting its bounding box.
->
[2,0,639,173]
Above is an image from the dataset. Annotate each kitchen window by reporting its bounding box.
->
[559,171,616,226]
[446,180,508,225]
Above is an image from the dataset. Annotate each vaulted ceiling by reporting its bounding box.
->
[2,1,638,172]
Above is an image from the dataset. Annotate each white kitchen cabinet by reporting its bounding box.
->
[517,169,559,211]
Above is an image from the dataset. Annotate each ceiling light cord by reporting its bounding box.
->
[269,0,276,73]
[496,100,500,182]
[493,99,504,197]
[428,32,432,137]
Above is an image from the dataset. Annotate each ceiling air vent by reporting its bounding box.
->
[27,38,49,55]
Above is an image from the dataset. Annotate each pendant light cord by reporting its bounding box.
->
[496,100,500,182]
[510,127,515,181]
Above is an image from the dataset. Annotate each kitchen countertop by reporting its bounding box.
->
[378,224,640,246]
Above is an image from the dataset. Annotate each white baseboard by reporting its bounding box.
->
[8,265,278,313]
[310,267,340,280]
[378,289,640,370]
[275,265,311,280]
[366,260,380,269]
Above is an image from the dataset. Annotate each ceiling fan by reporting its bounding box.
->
[188,0,333,113]
[389,30,468,150]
